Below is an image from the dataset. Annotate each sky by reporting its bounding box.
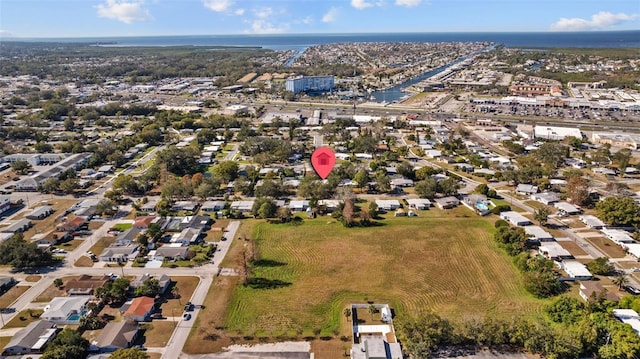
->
[0,0,638,38]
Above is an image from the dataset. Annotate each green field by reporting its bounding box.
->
[224,207,547,337]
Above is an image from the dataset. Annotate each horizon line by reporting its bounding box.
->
[2,29,639,40]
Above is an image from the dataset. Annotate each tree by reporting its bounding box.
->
[277,207,292,223]
[596,196,640,227]
[251,197,277,219]
[109,348,150,359]
[368,201,378,216]
[53,278,63,289]
[566,176,590,206]
[474,183,489,196]
[353,169,370,189]
[0,234,54,269]
[214,161,239,183]
[41,328,89,359]
[534,207,550,226]
[535,142,567,168]
[10,160,32,175]
[112,174,140,195]
[342,199,355,226]
[613,274,629,291]
[493,226,528,256]
[134,279,161,297]
[374,172,391,193]
[415,178,438,199]
[95,199,118,217]
[59,178,79,194]
[587,257,614,276]
[612,148,632,175]
[344,308,352,322]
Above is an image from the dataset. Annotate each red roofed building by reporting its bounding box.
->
[57,216,86,232]
[123,296,155,322]
[133,216,156,229]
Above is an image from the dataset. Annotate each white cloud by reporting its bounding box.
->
[322,7,339,23]
[96,0,152,24]
[203,0,234,13]
[234,8,245,15]
[0,29,13,37]
[299,16,313,25]
[351,0,373,10]
[395,0,421,6]
[253,7,274,19]
[551,11,638,31]
[247,20,288,34]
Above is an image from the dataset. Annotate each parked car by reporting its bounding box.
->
[182,313,191,321]
[625,285,640,295]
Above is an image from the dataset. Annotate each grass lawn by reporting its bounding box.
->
[223,208,547,339]
[88,221,106,230]
[0,286,29,308]
[0,337,11,350]
[111,223,133,231]
[75,256,95,267]
[33,276,76,302]
[24,275,42,282]
[140,321,176,347]
[55,239,84,251]
[161,276,200,315]
[583,236,627,258]
[2,309,43,329]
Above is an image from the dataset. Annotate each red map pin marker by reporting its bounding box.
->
[311,147,336,180]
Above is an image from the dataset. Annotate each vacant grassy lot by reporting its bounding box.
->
[17,198,78,240]
[33,276,76,302]
[3,309,43,328]
[140,321,176,347]
[0,285,29,308]
[223,207,546,339]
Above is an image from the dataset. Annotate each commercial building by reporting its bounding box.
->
[285,75,334,95]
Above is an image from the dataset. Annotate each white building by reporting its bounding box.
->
[500,211,532,226]
[534,125,582,141]
[559,260,592,280]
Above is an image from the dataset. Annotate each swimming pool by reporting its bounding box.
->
[67,314,82,321]
[476,202,489,211]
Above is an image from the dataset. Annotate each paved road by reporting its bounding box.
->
[162,220,240,359]
[224,144,239,161]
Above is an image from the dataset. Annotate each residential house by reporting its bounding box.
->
[65,275,109,296]
[123,296,155,322]
[131,274,172,295]
[288,200,310,212]
[57,216,87,233]
[31,230,71,248]
[2,320,59,355]
[516,184,539,196]
[0,219,32,234]
[99,242,138,263]
[579,215,606,229]
[405,198,431,210]
[579,282,619,302]
[172,201,199,212]
[433,196,460,209]
[612,309,640,334]
[531,192,560,205]
[375,200,402,211]
[524,226,554,242]
[500,211,532,226]
[41,296,91,325]
[201,200,226,212]
[559,260,592,280]
[133,216,160,230]
[25,205,54,220]
[170,228,202,245]
[92,320,140,352]
[318,199,341,212]
[154,245,189,261]
[538,242,573,260]
[140,199,159,213]
[554,202,581,215]
[462,194,491,216]
[602,228,635,246]
[230,200,255,213]
[390,178,414,188]
[0,196,11,215]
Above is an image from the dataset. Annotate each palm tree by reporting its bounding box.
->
[343,308,352,322]
[613,273,629,291]
[171,285,181,305]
